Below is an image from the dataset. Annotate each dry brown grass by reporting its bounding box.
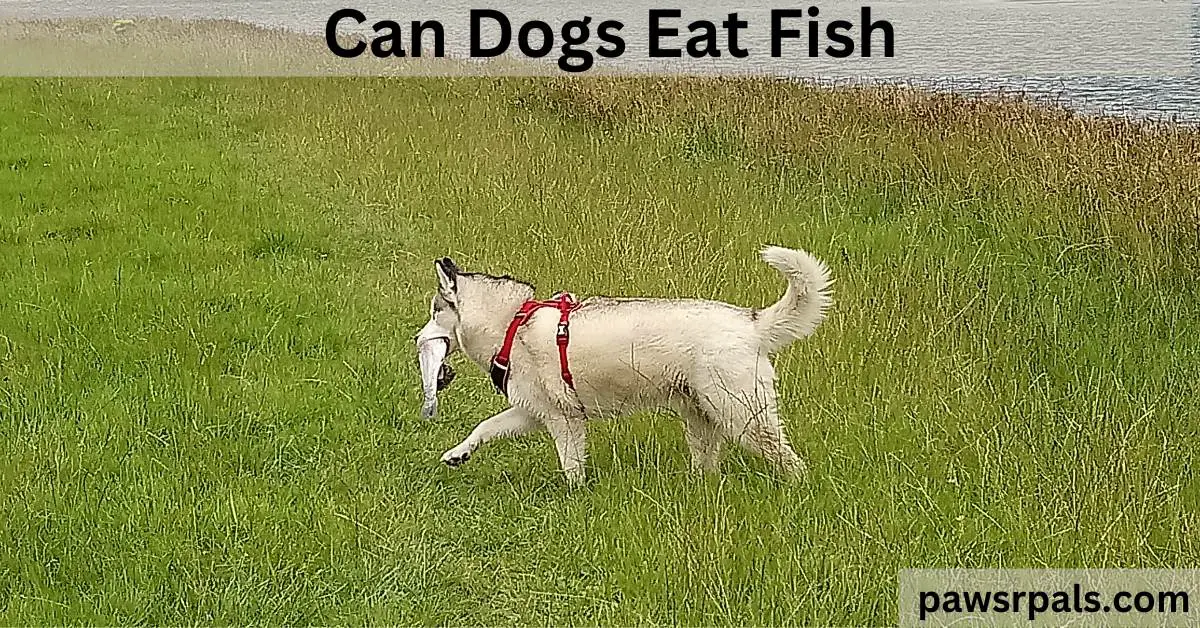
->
[529,76,1200,275]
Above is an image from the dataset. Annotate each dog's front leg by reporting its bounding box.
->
[542,414,588,487]
[441,406,542,467]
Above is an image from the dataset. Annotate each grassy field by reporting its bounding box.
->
[1,74,1198,625]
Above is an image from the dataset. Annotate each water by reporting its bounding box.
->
[2,0,1198,123]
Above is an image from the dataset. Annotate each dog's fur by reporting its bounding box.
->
[416,245,833,486]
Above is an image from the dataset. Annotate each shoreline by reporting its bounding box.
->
[0,15,1196,127]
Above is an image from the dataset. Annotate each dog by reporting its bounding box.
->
[414,245,833,486]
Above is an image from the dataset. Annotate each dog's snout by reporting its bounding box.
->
[436,362,456,391]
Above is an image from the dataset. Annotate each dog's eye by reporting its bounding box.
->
[433,293,457,313]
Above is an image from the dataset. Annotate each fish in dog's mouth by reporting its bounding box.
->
[417,334,456,418]
[436,361,456,391]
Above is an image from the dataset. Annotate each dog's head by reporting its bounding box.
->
[415,257,462,390]
[415,255,536,385]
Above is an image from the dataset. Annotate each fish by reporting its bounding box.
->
[416,336,455,418]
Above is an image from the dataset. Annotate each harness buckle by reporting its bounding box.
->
[488,359,510,394]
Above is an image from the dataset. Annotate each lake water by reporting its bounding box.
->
[2,0,1198,123]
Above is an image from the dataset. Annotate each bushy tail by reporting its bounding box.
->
[754,245,834,354]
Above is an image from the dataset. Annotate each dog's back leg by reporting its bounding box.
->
[683,410,724,474]
[739,411,805,478]
[673,395,724,473]
[695,365,806,478]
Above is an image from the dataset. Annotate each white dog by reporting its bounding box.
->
[414,245,833,486]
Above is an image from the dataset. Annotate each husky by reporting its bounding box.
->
[414,245,833,486]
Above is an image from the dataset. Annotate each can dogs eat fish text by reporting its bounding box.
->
[324,7,896,72]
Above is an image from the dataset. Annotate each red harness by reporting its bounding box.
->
[489,292,582,397]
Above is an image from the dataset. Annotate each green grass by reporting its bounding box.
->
[0,75,1198,625]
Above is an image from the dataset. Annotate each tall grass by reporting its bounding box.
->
[0,75,1197,624]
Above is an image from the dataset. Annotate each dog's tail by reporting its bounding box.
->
[754,245,834,354]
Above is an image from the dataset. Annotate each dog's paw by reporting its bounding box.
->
[562,466,587,488]
[440,446,472,468]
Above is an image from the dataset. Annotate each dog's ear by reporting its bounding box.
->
[434,257,458,294]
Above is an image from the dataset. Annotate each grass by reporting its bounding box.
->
[0,72,1198,625]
